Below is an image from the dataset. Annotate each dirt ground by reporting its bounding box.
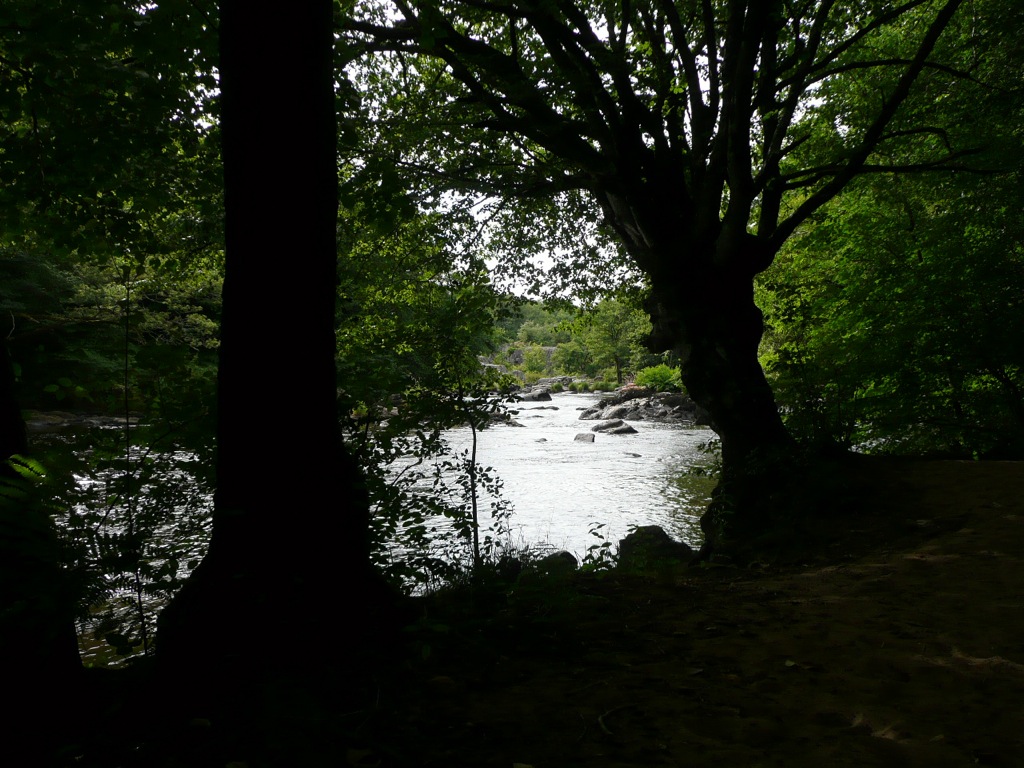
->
[362,458,1024,768]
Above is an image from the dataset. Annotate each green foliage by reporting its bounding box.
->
[634,364,683,393]
[29,426,214,661]
[578,521,616,573]
[0,0,219,256]
[506,301,576,346]
[496,297,654,383]
[1,0,223,417]
[0,455,79,662]
[552,339,595,377]
[335,202,519,589]
[579,299,653,385]
[0,441,211,665]
[2,247,222,429]
[521,345,552,376]
[0,0,224,664]
[759,0,1024,457]
[762,167,1024,456]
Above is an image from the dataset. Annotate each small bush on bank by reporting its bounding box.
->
[634,363,682,392]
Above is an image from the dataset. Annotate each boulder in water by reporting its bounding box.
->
[517,388,553,402]
[591,419,638,435]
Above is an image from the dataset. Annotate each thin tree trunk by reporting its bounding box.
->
[0,336,26,460]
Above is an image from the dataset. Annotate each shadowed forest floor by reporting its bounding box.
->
[365,458,1024,768]
[59,458,1024,767]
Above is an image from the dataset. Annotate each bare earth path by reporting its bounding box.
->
[373,460,1024,768]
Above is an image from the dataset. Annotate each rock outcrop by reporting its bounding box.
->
[579,387,711,426]
[517,388,553,402]
[617,525,697,569]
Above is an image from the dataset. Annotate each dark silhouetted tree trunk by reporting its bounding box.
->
[1,336,82,762]
[157,0,396,710]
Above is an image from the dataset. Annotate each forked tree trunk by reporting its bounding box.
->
[644,247,799,559]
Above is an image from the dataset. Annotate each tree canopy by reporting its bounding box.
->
[759,1,1024,456]
[2,0,1024,762]
[343,0,987,553]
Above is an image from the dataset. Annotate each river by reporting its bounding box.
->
[429,391,717,559]
[35,394,716,573]
[33,395,715,662]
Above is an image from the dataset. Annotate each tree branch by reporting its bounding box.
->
[770,0,966,252]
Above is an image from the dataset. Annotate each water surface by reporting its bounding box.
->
[434,391,717,559]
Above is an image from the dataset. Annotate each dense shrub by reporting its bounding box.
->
[634,364,683,392]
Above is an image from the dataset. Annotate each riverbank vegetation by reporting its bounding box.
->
[2,0,1023,765]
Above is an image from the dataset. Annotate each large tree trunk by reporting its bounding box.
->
[655,272,790,462]
[644,244,800,560]
[157,0,397,710]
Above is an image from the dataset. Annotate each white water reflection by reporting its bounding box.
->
[433,392,716,558]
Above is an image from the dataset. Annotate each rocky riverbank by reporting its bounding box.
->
[577,384,712,426]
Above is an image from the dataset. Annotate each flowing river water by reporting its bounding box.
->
[36,392,716,575]
[33,393,715,663]
[431,391,717,558]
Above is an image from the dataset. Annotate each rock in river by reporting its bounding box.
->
[578,386,711,426]
[591,419,638,435]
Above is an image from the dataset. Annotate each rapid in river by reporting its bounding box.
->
[431,391,717,559]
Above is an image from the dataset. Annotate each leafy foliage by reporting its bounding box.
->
[761,165,1024,456]
[634,364,683,393]
[578,299,653,385]
[21,426,214,661]
[336,204,517,588]
[0,0,219,255]
[1,0,221,660]
[760,0,1024,457]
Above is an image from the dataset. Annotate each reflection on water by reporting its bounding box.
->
[432,392,717,558]
[29,426,214,666]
